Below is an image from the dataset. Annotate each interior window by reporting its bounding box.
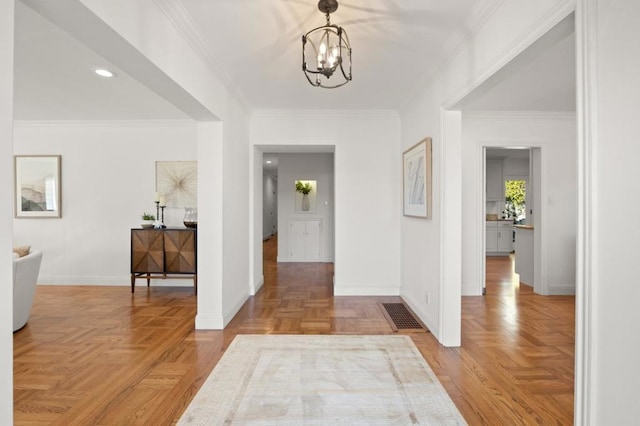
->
[504,180,526,223]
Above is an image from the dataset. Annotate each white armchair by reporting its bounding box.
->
[13,249,43,332]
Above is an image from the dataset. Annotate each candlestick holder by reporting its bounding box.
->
[153,201,166,229]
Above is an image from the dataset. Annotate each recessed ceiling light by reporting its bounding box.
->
[93,68,115,78]
[265,160,272,164]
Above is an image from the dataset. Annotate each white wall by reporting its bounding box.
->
[578,0,640,422]
[263,172,277,239]
[461,113,576,296]
[503,156,529,177]
[13,121,197,286]
[251,149,264,294]
[0,1,14,423]
[400,0,575,345]
[56,0,253,329]
[277,153,333,263]
[400,87,446,339]
[220,106,251,325]
[251,111,401,295]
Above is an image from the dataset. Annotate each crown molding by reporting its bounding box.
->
[13,119,196,128]
[462,111,576,120]
[401,0,507,111]
[152,0,250,112]
[441,0,507,63]
[251,109,400,121]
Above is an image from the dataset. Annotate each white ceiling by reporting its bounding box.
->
[13,1,189,120]
[177,0,487,110]
[13,0,575,120]
[457,13,576,111]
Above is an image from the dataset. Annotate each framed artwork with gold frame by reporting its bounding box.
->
[403,137,432,219]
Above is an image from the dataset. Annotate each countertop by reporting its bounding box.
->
[514,225,534,230]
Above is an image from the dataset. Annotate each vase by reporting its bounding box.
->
[302,194,310,211]
[183,207,198,228]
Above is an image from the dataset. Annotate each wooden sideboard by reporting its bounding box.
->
[130,228,197,294]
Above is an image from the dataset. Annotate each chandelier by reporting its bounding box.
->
[302,0,352,88]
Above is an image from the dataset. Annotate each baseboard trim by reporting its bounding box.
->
[462,285,483,296]
[253,275,264,295]
[38,275,192,287]
[401,297,439,339]
[546,285,576,295]
[223,294,249,327]
[486,252,512,257]
[333,285,400,296]
[195,313,224,330]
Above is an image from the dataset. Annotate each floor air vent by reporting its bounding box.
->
[380,303,428,333]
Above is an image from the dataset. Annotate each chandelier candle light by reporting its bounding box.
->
[302,0,352,88]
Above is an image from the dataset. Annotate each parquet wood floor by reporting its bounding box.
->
[14,238,574,425]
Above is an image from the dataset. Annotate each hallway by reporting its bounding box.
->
[230,235,400,334]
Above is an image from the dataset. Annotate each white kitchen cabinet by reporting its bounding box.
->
[486,220,512,255]
[486,159,504,201]
[288,219,321,261]
[497,222,513,252]
[485,222,498,252]
[514,226,534,286]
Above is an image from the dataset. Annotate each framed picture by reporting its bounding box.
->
[14,155,62,218]
[403,137,432,218]
[155,161,197,208]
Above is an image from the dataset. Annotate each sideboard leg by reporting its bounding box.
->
[194,274,198,296]
[131,274,135,293]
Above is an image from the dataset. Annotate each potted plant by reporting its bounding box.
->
[295,181,313,211]
[141,212,156,228]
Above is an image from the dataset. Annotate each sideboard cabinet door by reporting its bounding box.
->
[131,229,164,273]
[164,230,196,273]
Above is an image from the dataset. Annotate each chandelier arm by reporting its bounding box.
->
[319,79,349,89]
[303,69,321,87]
[338,63,351,83]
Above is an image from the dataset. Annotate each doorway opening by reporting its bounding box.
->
[252,146,336,296]
[262,155,278,242]
[483,147,539,295]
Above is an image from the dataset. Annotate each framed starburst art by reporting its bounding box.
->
[155,161,197,208]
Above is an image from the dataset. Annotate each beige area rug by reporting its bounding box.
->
[178,335,467,425]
